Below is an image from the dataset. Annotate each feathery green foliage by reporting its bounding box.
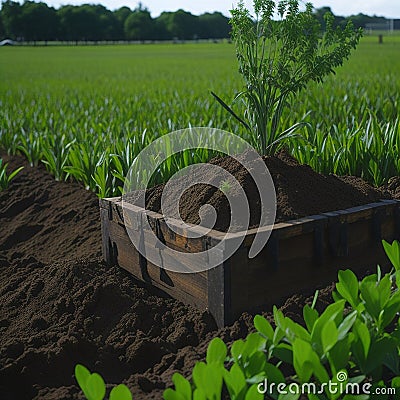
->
[220,0,362,154]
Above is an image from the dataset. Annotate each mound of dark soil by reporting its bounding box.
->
[124,150,389,232]
[0,152,395,399]
[0,155,216,399]
[383,176,400,199]
[0,155,100,264]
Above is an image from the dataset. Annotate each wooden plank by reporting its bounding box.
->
[100,197,400,327]
[106,216,208,310]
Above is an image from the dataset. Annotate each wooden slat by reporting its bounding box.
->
[106,216,208,309]
[100,197,400,327]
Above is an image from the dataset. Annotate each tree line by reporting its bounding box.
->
[0,1,395,44]
[0,1,231,43]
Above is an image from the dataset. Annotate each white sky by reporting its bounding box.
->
[47,1,400,19]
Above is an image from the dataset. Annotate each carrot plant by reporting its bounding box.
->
[214,0,362,154]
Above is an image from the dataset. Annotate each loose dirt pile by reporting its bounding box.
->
[0,153,395,399]
[124,150,389,232]
[383,176,400,199]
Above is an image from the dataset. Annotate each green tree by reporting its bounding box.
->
[0,13,5,38]
[154,12,173,40]
[114,6,131,40]
[198,12,230,39]
[314,6,345,29]
[0,0,22,39]
[20,1,58,43]
[91,4,118,41]
[168,9,199,40]
[124,8,153,41]
[58,5,100,43]
[347,13,387,29]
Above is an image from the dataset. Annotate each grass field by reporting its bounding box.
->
[1,35,400,193]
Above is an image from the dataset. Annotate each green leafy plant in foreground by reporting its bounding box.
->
[75,364,132,400]
[0,159,23,190]
[74,241,400,399]
[163,240,400,399]
[214,0,362,154]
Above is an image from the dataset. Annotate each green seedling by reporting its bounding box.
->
[75,364,132,400]
[0,159,23,190]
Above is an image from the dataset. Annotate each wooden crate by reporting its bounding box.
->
[100,197,400,327]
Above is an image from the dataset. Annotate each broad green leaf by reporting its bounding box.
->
[223,364,247,398]
[293,338,314,382]
[360,274,391,321]
[272,342,293,365]
[75,364,91,399]
[172,373,192,399]
[231,339,245,362]
[382,240,400,271]
[192,362,206,390]
[292,338,329,383]
[378,291,400,330]
[359,282,381,320]
[352,320,371,360]
[284,318,311,343]
[193,362,223,399]
[110,384,132,400]
[273,306,287,333]
[328,337,352,374]
[364,336,397,374]
[303,304,319,332]
[311,300,345,350]
[396,271,400,291]
[204,364,223,398]
[242,333,267,357]
[336,270,359,308]
[245,384,264,400]
[163,388,186,400]
[206,337,227,365]
[392,376,400,386]
[246,351,267,379]
[193,388,207,400]
[86,373,106,400]
[321,319,338,354]
[273,326,286,346]
[337,310,358,341]
[264,362,285,384]
[254,315,274,340]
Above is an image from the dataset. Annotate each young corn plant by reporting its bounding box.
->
[214,0,362,155]
[17,129,43,167]
[41,134,75,181]
[66,141,104,191]
[0,159,24,190]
